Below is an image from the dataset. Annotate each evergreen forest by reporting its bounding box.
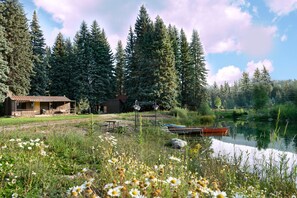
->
[1,0,297,115]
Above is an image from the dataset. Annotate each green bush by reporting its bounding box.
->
[169,107,188,119]
[199,115,216,124]
[77,98,90,114]
[198,102,214,116]
[232,108,247,118]
[270,103,297,121]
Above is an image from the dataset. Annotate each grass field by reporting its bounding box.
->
[0,113,296,197]
[0,114,95,126]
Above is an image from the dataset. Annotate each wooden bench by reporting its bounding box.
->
[105,120,120,131]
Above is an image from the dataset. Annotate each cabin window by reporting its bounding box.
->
[17,102,27,110]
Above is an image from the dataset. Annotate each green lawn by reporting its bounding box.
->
[0,114,94,126]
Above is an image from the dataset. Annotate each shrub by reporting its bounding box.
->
[270,103,297,121]
[198,102,214,116]
[199,115,216,124]
[169,107,188,119]
[77,98,90,114]
[232,108,247,118]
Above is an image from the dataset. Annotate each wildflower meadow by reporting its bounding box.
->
[0,113,297,197]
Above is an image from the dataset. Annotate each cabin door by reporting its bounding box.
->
[34,102,40,115]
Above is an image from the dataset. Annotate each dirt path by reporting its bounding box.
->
[0,114,120,132]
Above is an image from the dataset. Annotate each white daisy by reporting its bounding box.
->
[166,177,181,187]
[169,156,181,162]
[212,190,227,198]
[107,187,121,197]
[104,183,114,189]
[129,188,140,197]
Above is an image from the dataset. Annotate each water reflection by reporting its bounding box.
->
[213,120,297,153]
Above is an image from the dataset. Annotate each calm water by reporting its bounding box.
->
[212,120,297,153]
[206,121,297,171]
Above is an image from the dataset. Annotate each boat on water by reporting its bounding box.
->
[201,127,229,133]
[164,124,186,128]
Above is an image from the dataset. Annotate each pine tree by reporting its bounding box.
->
[0,25,10,102]
[89,21,115,109]
[115,40,125,96]
[0,0,33,95]
[133,5,154,101]
[252,66,272,109]
[168,25,181,104]
[168,25,180,72]
[190,30,208,109]
[49,33,69,96]
[261,66,272,95]
[179,29,193,108]
[124,27,137,105]
[29,10,48,95]
[43,46,51,95]
[239,72,252,107]
[100,29,115,100]
[152,16,177,109]
[72,21,92,102]
[64,38,75,99]
[253,68,261,84]
[210,82,219,108]
[89,21,104,108]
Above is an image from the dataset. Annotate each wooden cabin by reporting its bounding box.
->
[4,96,76,117]
[102,95,127,113]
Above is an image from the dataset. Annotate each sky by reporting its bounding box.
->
[20,0,297,85]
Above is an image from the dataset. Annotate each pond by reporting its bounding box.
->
[209,120,297,172]
[212,120,297,153]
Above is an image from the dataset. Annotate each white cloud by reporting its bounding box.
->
[246,59,273,77]
[33,0,138,48]
[265,0,297,16]
[157,0,276,56]
[208,65,242,85]
[281,34,288,42]
[32,0,276,56]
[239,26,277,57]
[208,59,274,85]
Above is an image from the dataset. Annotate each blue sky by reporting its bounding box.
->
[20,0,297,85]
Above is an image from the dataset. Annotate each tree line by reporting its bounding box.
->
[0,1,207,112]
[209,66,297,112]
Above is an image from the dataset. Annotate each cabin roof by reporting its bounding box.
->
[9,96,72,102]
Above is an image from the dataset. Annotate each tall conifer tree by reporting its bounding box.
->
[168,25,181,104]
[179,29,193,108]
[190,30,208,109]
[98,29,115,100]
[64,38,75,99]
[89,21,104,108]
[239,72,252,107]
[115,40,125,96]
[73,21,92,101]
[29,11,48,95]
[0,0,33,95]
[49,33,69,96]
[134,5,154,101]
[0,25,10,102]
[89,21,115,109]
[125,27,137,105]
[43,46,51,95]
[152,16,177,109]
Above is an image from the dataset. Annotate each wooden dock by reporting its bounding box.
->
[168,127,202,135]
[168,127,228,136]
